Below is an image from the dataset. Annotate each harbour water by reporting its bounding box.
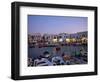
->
[28,45,87,60]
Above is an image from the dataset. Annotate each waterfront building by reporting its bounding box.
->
[31,33,42,42]
[77,31,87,38]
[58,33,69,42]
[28,35,34,44]
[69,31,87,43]
[77,31,87,44]
[43,34,58,44]
[28,31,87,45]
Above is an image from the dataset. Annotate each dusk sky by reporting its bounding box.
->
[28,15,87,35]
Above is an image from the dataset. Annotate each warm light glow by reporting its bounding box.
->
[72,38,76,42]
[82,37,87,41]
[81,37,87,43]
[66,38,70,42]
[59,38,63,42]
[53,39,57,42]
